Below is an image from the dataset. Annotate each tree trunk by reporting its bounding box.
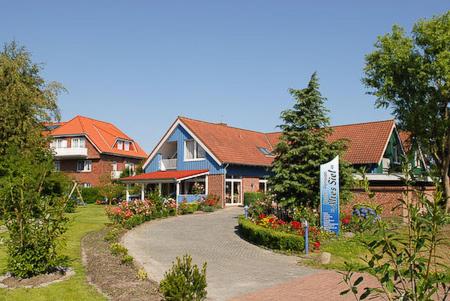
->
[445,173,450,213]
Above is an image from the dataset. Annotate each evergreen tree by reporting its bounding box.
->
[270,73,353,209]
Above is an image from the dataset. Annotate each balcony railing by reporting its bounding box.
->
[160,158,177,171]
[52,147,88,158]
[111,170,123,179]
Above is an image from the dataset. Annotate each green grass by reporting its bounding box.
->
[0,205,108,301]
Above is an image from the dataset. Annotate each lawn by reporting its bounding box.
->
[307,224,450,278]
[0,205,108,301]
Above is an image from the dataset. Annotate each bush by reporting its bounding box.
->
[160,254,207,301]
[110,242,128,256]
[64,197,77,213]
[121,254,134,265]
[124,214,146,229]
[104,227,123,242]
[202,206,215,213]
[81,187,102,204]
[137,268,148,281]
[179,202,199,215]
[244,192,265,206]
[238,216,304,251]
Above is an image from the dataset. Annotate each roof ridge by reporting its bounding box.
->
[179,116,269,136]
[77,115,116,126]
[330,119,395,128]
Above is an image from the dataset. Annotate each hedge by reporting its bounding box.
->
[81,187,102,204]
[238,216,304,252]
[243,192,265,206]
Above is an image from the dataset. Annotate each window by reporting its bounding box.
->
[117,140,123,150]
[54,161,61,171]
[111,161,117,171]
[77,160,92,172]
[52,138,67,148]
[71,137,85,148]
[259,179,268,193]
[125,162,135,175]
[83,183,92,188]
[257,147,273,156]
[124,141,130,151]
[184,140,206,160]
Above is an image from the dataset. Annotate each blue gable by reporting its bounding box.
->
[145,124,224,174]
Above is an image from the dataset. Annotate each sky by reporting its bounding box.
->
[1,1,448,152]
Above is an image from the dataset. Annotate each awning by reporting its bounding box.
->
[120,169,209,183]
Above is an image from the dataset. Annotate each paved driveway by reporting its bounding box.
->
[122,207,315,301]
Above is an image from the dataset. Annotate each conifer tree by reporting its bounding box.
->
[270,73,353,209]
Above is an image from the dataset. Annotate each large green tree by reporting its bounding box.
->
[270,73,353,209]
[363,11,450,212]
[0,42,68,277]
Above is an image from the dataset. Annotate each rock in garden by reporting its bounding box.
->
[344,232,355,238]
[319,252,331,265]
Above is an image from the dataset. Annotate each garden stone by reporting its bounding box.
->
[344,232,355,239]
[318,252,331,265]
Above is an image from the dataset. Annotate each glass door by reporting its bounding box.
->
[225,179,242,205]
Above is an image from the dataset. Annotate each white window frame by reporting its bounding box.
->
[184,140,206,161]
[125,162,135,175]
[124,141,130,151]
[77,160,92,172]
[53,138,67,148]
[259,179,268,193]
[83,183,92,188]
[117,140,124,150]
[71,137,85,148]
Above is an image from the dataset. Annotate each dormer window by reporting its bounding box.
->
[185,140,206,161]
[124,141,130,151]
[116,139,132,151]
[117,140,124,150]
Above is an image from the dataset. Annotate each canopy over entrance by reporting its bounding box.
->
[120,170,209,203]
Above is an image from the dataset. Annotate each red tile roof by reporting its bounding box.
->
[121,169,208,182]
[175,117,396,166]
[47,115,147,159]
[180,117,275,166]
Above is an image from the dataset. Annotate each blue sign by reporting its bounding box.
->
[320,156,340,235]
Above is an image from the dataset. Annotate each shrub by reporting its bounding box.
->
[124,214,146,229]
[81,187,102,204]
[160,254,207,301]
[179,202,199,215]
[244,192,265,206]
[137,268,148,281]
[104,227,123,242]
[202,206,215,213]
[64,197,78,213]
[121,254,134,265]
[110,242,128,256]
[200,194,221,209]
[238,216,304,251]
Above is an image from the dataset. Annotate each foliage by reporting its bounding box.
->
[137,268,148,281]
[0,204,107,300]
[159,254,208,301]
[0,42,69,278]
[363,11,450,212]
[98,174,125,205]
[110,242,128,257]
[292,206,320,227]
[104,227,123,242]
[270,73,354,210]
[248,194,273,218]
[65,197,78,213]
[81,187,102,204]
[179,201,199,215]
[201,206,215,212]
[341,164,450,300]
[0,41,63,157]
[200,194,221,208]
[243,192,265,206]
[121,255,133,265]
[238,216,305,252]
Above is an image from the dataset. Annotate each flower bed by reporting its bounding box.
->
[105,198,177,229]
[238,216,305,252]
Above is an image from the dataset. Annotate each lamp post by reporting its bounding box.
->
[304,219,309,255]
[244,205,249,219]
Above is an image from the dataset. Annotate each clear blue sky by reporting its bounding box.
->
[1,1,448,152]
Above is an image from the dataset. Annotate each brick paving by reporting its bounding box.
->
[123,208,316,301]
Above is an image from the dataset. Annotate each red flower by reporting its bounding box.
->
[125,210,133,219]
[277,219,286,225]
[342,216,351,225]
[258,213,266,219]
[313,241,321,249]
[290,221,302,230]
[268,218,275,224]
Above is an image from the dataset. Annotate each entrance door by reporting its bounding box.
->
[225,179,242,205]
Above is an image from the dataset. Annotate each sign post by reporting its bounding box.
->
[320,156,340,235]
